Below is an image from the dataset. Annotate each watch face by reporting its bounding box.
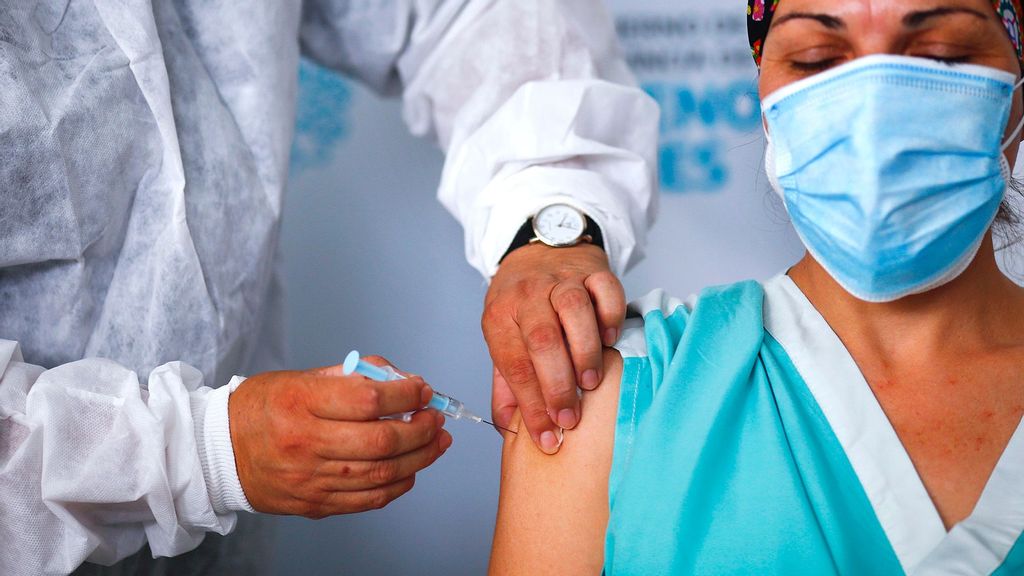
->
[534,205,586,246]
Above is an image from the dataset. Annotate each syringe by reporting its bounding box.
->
[342,350,516,434]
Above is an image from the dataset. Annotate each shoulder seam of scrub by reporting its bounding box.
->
[615,289,692,359]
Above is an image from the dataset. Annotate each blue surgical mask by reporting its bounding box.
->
[763,55,1024,302]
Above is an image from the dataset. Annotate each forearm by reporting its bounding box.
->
[0,340,242,575]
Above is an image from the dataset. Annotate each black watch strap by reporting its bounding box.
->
[499,215,605,264]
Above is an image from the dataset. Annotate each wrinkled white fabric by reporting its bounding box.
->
[303,0,660,275]
[0,0,658,574]
[0,341,239,576]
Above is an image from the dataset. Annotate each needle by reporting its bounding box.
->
[483,418,518,435]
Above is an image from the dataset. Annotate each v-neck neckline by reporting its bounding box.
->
[762,274,1024,575]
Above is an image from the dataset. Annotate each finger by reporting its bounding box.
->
[517,298,580,431]
[313,409,443,460]
[320,429,453,491]
[585,271,627,347]
[491,365,519,431]
[308,375,433,421]
[488,329,563,454]
[550,281,603,391]
[319,476,417,515]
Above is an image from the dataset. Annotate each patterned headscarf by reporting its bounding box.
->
[747,0,1024,70]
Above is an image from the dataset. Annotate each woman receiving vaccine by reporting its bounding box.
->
[490,0,1024,574]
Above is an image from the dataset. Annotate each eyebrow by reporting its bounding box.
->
[902,6,990,27]
[771,6,990,31]
[772,12,845,30]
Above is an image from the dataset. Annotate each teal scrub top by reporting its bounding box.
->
[606,277,1024,575]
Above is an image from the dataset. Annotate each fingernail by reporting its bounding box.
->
[434,411,446,428]
[439,431,453,451]
[604,328,619,346]
[556,408,578,430]
[421,385,433,407]
[582,369,600,390]
[540,430,561,454]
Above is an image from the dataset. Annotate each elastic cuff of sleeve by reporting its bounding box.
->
[199,376,255,514]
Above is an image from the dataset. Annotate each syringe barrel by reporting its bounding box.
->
[428,392,463,419]
[344,351,472,421]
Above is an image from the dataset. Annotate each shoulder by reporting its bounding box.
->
[614,281,766,362]
[498,349,623,471]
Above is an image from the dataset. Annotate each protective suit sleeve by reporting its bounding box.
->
[300,0,660,277]
[0,340,253,576]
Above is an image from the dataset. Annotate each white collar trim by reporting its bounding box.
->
[912,421,1024,575]
[763,273,1024,575]
[762,274,948,573]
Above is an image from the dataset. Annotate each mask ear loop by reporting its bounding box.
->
[1000,76,1024,153]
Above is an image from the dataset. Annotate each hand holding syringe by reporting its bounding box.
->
[343,351,516,434]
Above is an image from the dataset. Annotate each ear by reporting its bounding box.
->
[1003,82,1024,172]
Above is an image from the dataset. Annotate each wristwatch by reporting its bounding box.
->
[500,204,605,263]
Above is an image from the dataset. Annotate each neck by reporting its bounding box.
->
[789,235,1024,363]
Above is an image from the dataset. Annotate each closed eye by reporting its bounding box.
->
[789,58,843,73]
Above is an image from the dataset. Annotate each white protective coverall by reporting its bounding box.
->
[0,1,659,574]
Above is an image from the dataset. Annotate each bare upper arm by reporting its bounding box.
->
[489,349,623,576]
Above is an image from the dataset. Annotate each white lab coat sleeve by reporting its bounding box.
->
[300,0,660,277]
[0,339,253,576]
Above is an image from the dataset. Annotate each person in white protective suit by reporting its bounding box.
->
[0,0,659,574]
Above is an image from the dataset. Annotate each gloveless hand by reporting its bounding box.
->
[229,357,451,518]
[483,243,625,454]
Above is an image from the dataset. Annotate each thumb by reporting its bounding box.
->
[491,365,519,430]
